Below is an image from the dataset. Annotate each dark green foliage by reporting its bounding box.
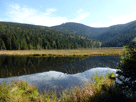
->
[101,21,136,47]
[51,22,108,38]
[0,22,101,50]
[116,37,136,97]
[0,38,6,50]
[95,20,136,42]
[101,33,136,47]
[51,21,136,47]
[0,56,85,78]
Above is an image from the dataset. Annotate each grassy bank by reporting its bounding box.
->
[0,47,124,57]
[0,47,135,101]
[0,72,134,102]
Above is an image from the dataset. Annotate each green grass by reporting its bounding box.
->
[0,70,134,102]
[0,49,135,101]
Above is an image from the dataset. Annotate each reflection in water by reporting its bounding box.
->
[0,67,118,98]
[0,56,86,78]
[0,55,122,78]
[0,55,123,98]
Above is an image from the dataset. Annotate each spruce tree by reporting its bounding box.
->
[116,37,136,97]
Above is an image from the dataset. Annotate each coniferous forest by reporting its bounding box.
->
[0,22,102,50]
[51,21,136,48]
[1,20,136,50]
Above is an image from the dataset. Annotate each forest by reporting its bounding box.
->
[101,32,136,47]
[51,21,136,47]
[0,22,102,50]
[1,20,136,50]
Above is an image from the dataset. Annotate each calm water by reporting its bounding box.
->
[0,55,122,97]
[0,55,122,78]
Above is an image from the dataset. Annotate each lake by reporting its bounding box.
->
[0,55,122,97]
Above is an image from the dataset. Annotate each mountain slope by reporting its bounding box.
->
[101,32,136,47]
[1,20,136,48]
[94,20,136,42]
[51,22,108,38]
[101,21,136,47]
[0,22,102,50]
[50,20,136,43]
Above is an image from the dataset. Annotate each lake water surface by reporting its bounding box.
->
[0,55,122,97]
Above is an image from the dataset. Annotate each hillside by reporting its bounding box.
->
[1,20,136,49]
[101,32,136,47]
[51,22,108,38]
[50,20,136,47]
[101,21,136,47]
[0,22,102,50]
[94,20,136,42]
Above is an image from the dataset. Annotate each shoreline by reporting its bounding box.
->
[0,47,124,57]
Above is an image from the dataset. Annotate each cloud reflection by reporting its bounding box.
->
[0,67,118,94]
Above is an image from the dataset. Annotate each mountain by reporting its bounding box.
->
[0,21,101,50]
[50,20,136,47]
[100,20,136,47]
[1,20,136,49]
[50,22,108,38]
[94,20,136,42]
[101,32,136,47]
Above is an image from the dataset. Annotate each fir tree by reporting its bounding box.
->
[116,37,136,97]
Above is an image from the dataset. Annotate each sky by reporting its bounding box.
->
[1,0,136,27]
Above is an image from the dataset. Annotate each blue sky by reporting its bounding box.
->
[1,0,136,27]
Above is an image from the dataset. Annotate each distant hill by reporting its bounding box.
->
[101,32,136,47]
[50,22,108,38]
[50,20,136,47]
[1,20,136,49]
[100,21,136,47]
[94,20,136,41]
[0,22,101,50]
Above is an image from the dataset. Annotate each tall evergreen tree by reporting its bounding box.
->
[0,22,102,50]
[0,38,6,50]
[116,37,136,97]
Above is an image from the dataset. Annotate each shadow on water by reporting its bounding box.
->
[0,56,87,78]
[0,55,124,98]
[0,55,122,78]
[0,68,118,99]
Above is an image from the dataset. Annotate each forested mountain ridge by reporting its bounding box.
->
[50,20,136,47]
[51,21,136,41]
[0,22,102,50]
[94,20,136,42]
[51,22,108,38]
[1,20,136,49]
[101,32,136,47]
[101,20,136,47]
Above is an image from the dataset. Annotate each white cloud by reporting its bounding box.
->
[70,13,89,23]
[4,4,136,27]
[6,4,67,26]
[44,8,56,16]
[89,23,104,28]
[5,4,89,26]
[107,12,136,25]
[77,9,84,14]
[70,9,89,23]
[89,11,136,27]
